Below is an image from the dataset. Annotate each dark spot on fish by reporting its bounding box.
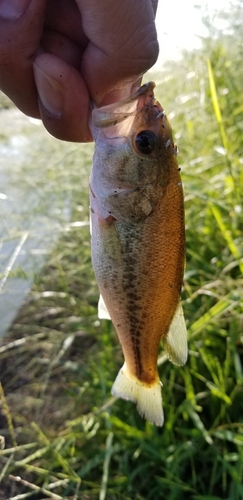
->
[124,270,136,280]
[90,186,96,198]
[129,316,139,324]
[142,270,149,276]
[141,312,149,320]
[123,282,134,291]
[127,292,139,301]
[127,257,137,266]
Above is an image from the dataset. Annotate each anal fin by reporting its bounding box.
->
[98,294,111,320]
[162,301,188,366]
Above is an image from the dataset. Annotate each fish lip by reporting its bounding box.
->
[117,81,156,105]
[91,81,156,114]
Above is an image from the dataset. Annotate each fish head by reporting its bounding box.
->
[90,82,178,223]
[90,80,173,151]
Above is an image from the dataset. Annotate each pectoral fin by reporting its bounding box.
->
[162,302,188,366]
[98,295,111,320]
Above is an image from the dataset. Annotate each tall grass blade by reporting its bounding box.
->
[189,294,236,338]
[210,202,243,273]
[99,432,114,500]
[0,382,17,447]
[207,59,228,152]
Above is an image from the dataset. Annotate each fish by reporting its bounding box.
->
[89,81,187,426]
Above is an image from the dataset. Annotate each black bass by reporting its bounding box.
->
[89,82,187,426]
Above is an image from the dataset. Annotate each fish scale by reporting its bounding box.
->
[89,82,188,426]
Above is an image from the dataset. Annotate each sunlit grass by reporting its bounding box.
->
[1,5,243,499]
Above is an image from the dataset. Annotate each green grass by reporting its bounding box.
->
[0,5,243,499]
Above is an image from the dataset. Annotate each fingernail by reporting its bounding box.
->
[33,62,63,117]
[0,0,30,20]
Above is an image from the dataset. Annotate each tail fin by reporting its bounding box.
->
[111,363,164,426]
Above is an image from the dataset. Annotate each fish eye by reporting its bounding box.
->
[134,130,157,155]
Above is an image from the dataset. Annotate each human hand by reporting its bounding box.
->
[0,0,158,142]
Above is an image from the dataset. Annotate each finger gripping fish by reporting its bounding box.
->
[89,82,187,426]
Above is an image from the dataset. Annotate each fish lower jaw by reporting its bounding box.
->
[111,363,164,427]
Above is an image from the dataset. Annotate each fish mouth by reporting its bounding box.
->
[91,81,164,130]
[115,81,156,106]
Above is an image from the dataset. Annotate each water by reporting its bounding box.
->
[0,108,82,337]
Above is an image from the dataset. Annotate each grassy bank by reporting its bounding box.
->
[0,5,243,499]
